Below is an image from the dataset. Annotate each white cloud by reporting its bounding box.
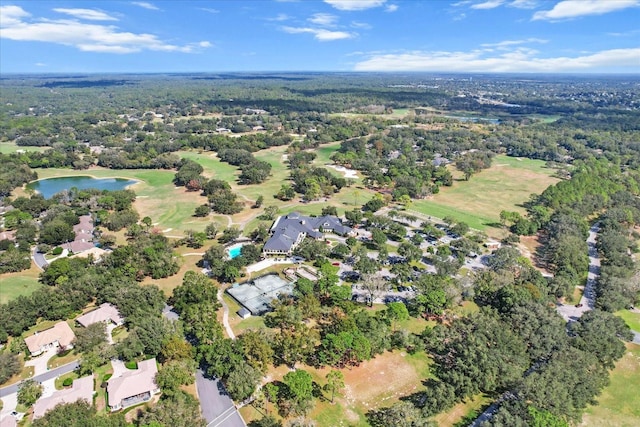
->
[35,62,46,67]
[131,2,159,11]
[0,5,30,26]
[353,46,640,72]
[533,0,640,21]
[508,0,538,8]
[282,26,355,41]
[198,8,220,14]
[324,0,387,11]
[267,13,290,21]
[607,29,640,37]
[386,4,399,12]
[481,37,547,48]
[53,8,118,21]
[308,13,338,26]
[351,21,372,29]
[471,0,505,9]
[0,5,210,54]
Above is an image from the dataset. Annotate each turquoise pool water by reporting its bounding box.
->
[228,246,242,259]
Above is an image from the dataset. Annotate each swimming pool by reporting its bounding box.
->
[228,246,243,259]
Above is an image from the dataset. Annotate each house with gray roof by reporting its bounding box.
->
[263,212,352,256]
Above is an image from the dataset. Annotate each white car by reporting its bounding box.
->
[11,411,25,421]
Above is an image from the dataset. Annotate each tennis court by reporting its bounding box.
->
[226,274,294,315]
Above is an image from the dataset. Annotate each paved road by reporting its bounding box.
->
[556,223,600,322]
[195,370,245,427]
[165,308,245,427]
[0,361,79,398]
[162,304,179,321]
[32,248,48,270]
[472,223,602,426]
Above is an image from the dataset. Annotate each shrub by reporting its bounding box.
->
[51,246,63,255]
[62,377,73,387]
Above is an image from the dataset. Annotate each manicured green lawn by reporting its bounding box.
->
[55,371,79,390]
[583,343,640,426]
[313,142,342,165]
[0,267,42,304]
[412,155,558,231]
[616,309,640,332]
[178,150,239,182]
[30,166,209,233]
[0,142,48,154]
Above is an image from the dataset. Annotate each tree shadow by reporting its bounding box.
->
[484,221,503,229]
[312,381,327,401]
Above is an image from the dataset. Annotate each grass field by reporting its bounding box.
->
[412,155,558,232]
[0,263,42,304]
[616,310,640,332]
[24,166,211,234]
[582,343,640,427]
[0,142,49,154]
[314,141,342,165]
[434,394,491,427]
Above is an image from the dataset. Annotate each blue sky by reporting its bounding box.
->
[1,0,638,73]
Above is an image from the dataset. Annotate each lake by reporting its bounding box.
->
[28,176,138,199]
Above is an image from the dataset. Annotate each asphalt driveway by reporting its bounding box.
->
[195,370,245,427]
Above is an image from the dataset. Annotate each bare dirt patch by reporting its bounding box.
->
[415,123,446,131]
[340,351,423,409]
[519,234,553,275]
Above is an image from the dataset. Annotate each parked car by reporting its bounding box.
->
[11,411,25,421]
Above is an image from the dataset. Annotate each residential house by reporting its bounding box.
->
[107,358,160,411]
[62,215,95,254]
[24,322,75,357]
[262,212,352,256]
[485,240,501,250]
[0,230,16,241]
[33,376,94,419]
[76,303,124,328]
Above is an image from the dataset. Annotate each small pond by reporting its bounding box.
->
[27,176,138,199]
